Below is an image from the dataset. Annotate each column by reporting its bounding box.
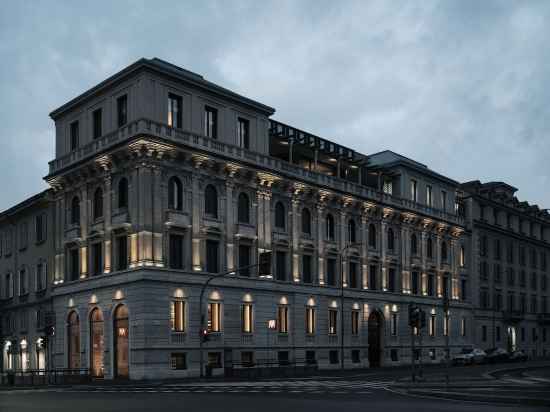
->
[256,190,265,250]
[79,186,88,278]
[54,193,65,282]
[191,171,202,271]
[316,204,325,285]
[225,181,235,272]
[401,226,410,293]
[263,189,272,251]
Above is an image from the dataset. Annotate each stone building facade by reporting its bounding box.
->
[0,58,545,380]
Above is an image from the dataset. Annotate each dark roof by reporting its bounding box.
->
[49,58,276,119]
[0,189,51,220]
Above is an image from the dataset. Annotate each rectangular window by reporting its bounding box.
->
[411,179,417,202]
[305,350,316,365]
[460,279,467,301]
[35,214,46,243]
[117,95,128,127]
[496,326,501,342]
[237,117,249,149]
[169,234,184,270]
[19,222,28,250]
[482,325,487,342]
[19,269,27,295]
[388,268,396,292]
[383,177,393,195]
[369,265,377,290]
[278,351,290,366]
[328,309,338,335]
[349,262,358,289]
[351,310,359,335]
[412,271,420,295]
[390,312,398,336]
[390,349,399,362]
[69,248,79,281]
[428,274,435,296]
[208,302,221,332]
[241,303,253,333]
[302,255,312,284]
[207,352,221,368]
[429,315,436,337]
[329,350,339,365]
[91,242,103,276]
[305,307,315,334]
[168,93,183,128]
[35,263,45,291]
[241,351,254,367]
[443,315,449,336]
[70,121,79,151]
[170,300,186,332]
[441,190,447,211]
[275,251,287,281]
[426,185,433,207]
[92,108,102,139]
[238,244,251,276]
[206,240,219,274]
[327,258,337,286]
[460,318,466,337]
[351,349,360,363]
[277,306,288,333]
[170,353,187,370]
[116,236,128,271]
[204,106,218,138]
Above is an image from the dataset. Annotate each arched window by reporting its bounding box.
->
[348,219,356,243]
[302,208,311,235]
[368,224,377,248]
[70,196,80,225]
[93,188,103,220]
[274,202,285,229]
[89,308,104,378]
[113,305,129,378]
[118,178,128,209]
[387,228,395,250]
[411,233,418,255]
[168,177,183,211]
[427,237,433,259]
[237,193,250,223]
[204,185,218,218]
[67,311,80,369]
[441,241,448,262]
[326,214,335,241]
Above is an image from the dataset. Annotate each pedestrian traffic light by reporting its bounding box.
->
[200,328,210,343]
[258,251,272,277]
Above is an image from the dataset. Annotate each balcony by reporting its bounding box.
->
[502,310,524,323]
[64,224,81,241]
[47,118,464,227]
[165,211,190,229]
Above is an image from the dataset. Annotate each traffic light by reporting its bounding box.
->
[200,328,210,343]
[258,251,272,277]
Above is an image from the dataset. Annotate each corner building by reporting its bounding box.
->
[3,58,473,380]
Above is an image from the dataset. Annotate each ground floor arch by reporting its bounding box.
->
[368,310,384,368]
[113,305,129,379]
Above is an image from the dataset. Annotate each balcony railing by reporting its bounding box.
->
[48,118,464,226]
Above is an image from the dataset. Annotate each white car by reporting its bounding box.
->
[452,348,487,365]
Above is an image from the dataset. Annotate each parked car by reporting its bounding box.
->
[509,350,528,362]
[486,348,509,363]
[452,348,487,365]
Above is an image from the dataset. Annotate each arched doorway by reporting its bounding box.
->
[506,326,517,352]
[90,308,104,378]
[67,311,81,369]
[368,310,383,368]
[113,305,129,379]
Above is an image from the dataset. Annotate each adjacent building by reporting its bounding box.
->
[0,58,546,381]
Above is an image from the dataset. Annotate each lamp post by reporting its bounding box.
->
[339,242,363,370]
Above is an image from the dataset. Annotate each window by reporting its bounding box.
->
[351,349,360,363]
[329,350,339,364]
[349,262,359,289]
[237,193,250,223]
[204,106,217,138]
[70,196,80,225]
[494,239,501,260]
[411,271,420,295]
[207,352,221,368]
[19,268,28,296]
[241,303,253,333]
[429,313,436,337]
[237,117,249,149]
[91,242,103,276]
[170,300,186,332]
[496,326,501,342]
[205,240,219,273]
[19,222,28,250]
[383,177,393,195]
[328,309,338,335]
[326,214,335,241]
[204,185,218,218]
[326,258,337,287]
[460,278,467,301]
[92,108,102,139]
[428,274,435,296]
[169,234,184,269]
[69,248,79,281]
[168,177,183,211]
[238,244,251,276]
[241,352,254,367]
[368,224,376,248]
[93,188,103,220]
[426,185,433,207]
[35,214,46,243]
[390,312,398,336]
[411,234,418,255]
[387,228,395,251]
[388,268,396,292]
[305,306,315,334]
[35,262,46,292]
[306,350,316,365]
[170,353,187,370]
[369,265,377,290]
[390,349,399,361]
[278,305,288,333]
[481,325,487,342]
[168,93,182,128]
[411,179,417,202]
[70,121,79,151]
[275,251,287,281]
[427,237,433,259]
[278,351,290,366]
[118,178,128,209]
[302,255,312,284]
[207,302,221,332]
[348,219,356,243]
[441,242,448,262]
[441,190,447,211]
[117,95,127,127]
[116,236,128,271]
[301,208,311,235]
[274,202,285,229]
[351,310,359,335]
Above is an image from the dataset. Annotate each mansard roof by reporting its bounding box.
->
[49,57,276,120]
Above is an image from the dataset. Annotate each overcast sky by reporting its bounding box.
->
[1,0,550,211]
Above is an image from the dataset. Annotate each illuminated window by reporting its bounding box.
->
[328,309,338,335]
[460,317,466,337]
[429,313,436,337]
[168,93,182,128]
[305,306,315,335]
[208,302,221,332]
[170,353,187,370]
[170,300,186,332]
[426,185,433,207]
[278,305,288,333]
[241,303,253,333]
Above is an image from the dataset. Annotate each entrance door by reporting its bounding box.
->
[113,305,129,379]
[90,308,105,378]
[67,311,81,369]
[368,311,383,367]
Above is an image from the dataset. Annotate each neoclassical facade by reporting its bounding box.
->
[0,58,545,380]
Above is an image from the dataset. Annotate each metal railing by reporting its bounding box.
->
[1,368,90,386]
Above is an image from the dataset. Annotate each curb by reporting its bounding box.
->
[405,388,550,407]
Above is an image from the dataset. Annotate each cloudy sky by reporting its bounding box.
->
[1,0,550,211]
